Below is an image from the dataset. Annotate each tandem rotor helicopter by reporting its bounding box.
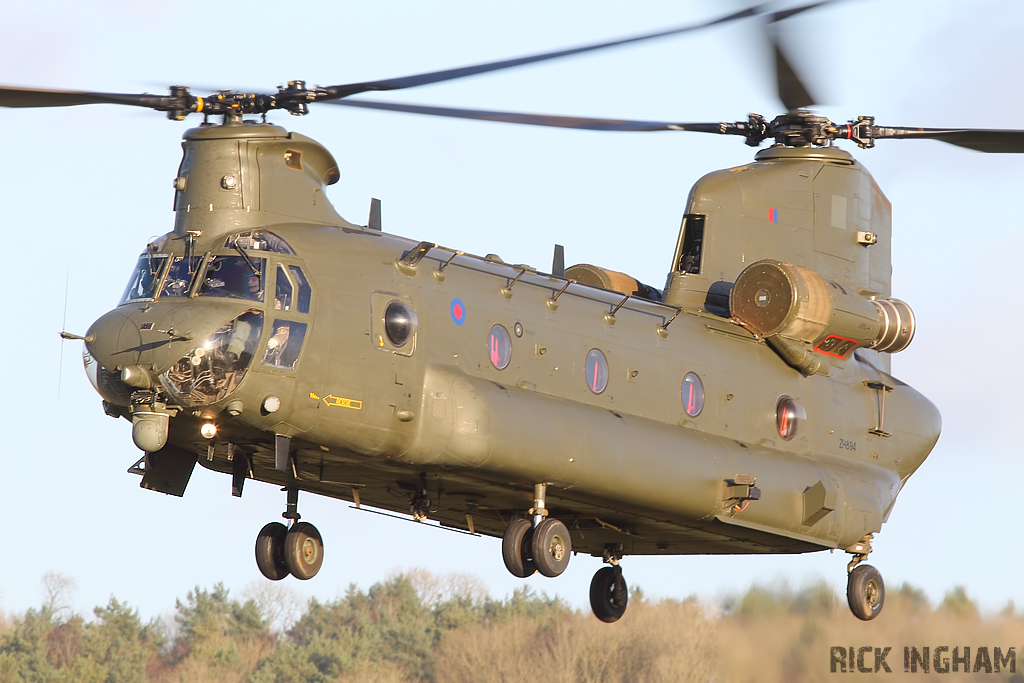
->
[7,2,1023,623]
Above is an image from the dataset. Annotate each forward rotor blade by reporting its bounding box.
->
[769,29,816,111]
[319,5,777,100]
[873,127,1024,153]
[0,85,171,109]
[329,98,730,134]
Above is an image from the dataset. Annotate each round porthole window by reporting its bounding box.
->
[681,372,704,417]
[776,396,807,440]
[584,348,608,394]
[384,301,417,347]
[488,325,512,370]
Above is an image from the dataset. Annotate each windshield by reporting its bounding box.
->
[120,255,167,304]
[199,255,266,302]
[160,255,203,298]
[160,309,264,407]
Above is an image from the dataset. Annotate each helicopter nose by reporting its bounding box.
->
[85,308,144,377]
[83,308,144,406]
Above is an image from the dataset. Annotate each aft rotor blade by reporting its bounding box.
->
[0,85,172,109]
[318,5,777,100]
[873,126,1024,153]
[329,98,732,134]
[764,1,832,111]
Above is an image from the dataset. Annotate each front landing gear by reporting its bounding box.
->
[590,544,628,623]
[255,488,324,581]
[501,484,572,579]
[845,537,884,621]
[255,522,289,581]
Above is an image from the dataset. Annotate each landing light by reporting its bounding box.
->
[201,422,217,439]
[263,395,281,413]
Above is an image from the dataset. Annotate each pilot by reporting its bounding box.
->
[248,271,264,301]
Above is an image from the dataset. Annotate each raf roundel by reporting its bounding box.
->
[450,298,466,326]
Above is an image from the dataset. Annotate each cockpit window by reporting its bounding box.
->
[120,255,167,304]
[273,265,312,313]
[199,255,266,302]
[289,266,311,314]
[160,256,203,298]
[225,230,295,255]
[262,320,308,369]
[274,266,293,311]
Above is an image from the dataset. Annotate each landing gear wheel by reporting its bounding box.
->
[501,518,535,578]
[255,522,289,581]
[590,566,628,623]
[531,518,571,577]
[284,521,324,580]
[847,564,884,621]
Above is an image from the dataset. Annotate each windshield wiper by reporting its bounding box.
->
[233,242,262,290]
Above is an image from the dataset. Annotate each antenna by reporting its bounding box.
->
[552,244,565,278]
[58,272,69,401]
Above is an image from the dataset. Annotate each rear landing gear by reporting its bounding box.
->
[846,561,884,621]
[255,487,324,581]
[589,544,628,623]
[590,566,628,623]
[845,537,884,621]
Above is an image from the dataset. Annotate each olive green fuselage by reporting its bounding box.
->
[85,121,940,559]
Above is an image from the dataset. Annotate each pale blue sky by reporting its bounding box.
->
[2,0,1022,623]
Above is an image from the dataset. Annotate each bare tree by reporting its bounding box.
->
[41,571,77,618]
[242,581,302,636]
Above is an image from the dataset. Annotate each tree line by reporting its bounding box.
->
[1,569,1022,682]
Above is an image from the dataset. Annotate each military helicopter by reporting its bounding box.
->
[6,2,1021,624]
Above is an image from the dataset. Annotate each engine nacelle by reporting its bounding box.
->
[731,259,915,358]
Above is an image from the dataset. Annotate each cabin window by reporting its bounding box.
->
[262,319,308,369]
[488,325,512,370]
[585,349,609,394]
[384,301,418,348]
[776,396,807,440]
[677,214,706,274]
[681,372,704,417]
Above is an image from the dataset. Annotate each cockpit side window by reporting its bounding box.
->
[676,214,706,275]
[225,230,295,255]
[120,255,167,304]
[160,256,203,298]
[199,256,266,302]
[289,265,311,314]
[275,265,293,311]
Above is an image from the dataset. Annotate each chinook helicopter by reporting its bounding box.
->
[7,3,1022,623]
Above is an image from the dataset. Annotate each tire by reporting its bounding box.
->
[501,518,535,578]
[590,566,628,623]
[847,564,884,621]
[532,518,571,578]
[255,522,289,581]
[284,521,324,580]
